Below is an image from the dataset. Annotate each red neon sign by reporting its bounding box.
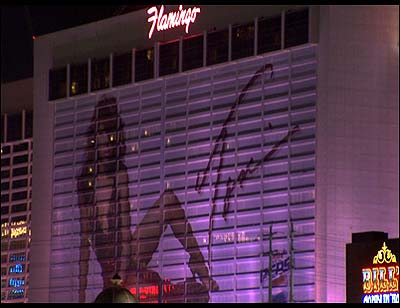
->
[129,282,175,302]
[147,5,201,39]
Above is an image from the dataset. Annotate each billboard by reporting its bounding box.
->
[346,232,399,304]
[51,45,317,302]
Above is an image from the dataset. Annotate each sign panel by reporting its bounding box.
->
[147,5,201,39]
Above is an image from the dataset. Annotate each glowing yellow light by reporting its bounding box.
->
[1,148,2,154]
[373,242,397,264]
[90,139,95,144]
[11,226,27,238]
[144,130,149,136]
[88,181,92,187]
[109,135,114,142]
[1,229,9,238]
[71,82,77,94]
[131,144,137,152]
[166,137,171,145]
[147,49,153,61]
[89,167,93,173]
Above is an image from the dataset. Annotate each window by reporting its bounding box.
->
[7,112,22,142]
[13,155,28,165]
[12,179,28,189]
[232,22,255,60]
[159,40,179,77]
[48,67,67,100]
[1,145,10,155]
[11,215,26,223]
[10,240,26,250]
[284,8,309,48]
[258,14,282,54]
[135,48,154,82]
[113,52,132,86]
[91,57,110,92]
[70,62,88,96]
[1,194,9,203]
[11,203,27,213]
[206,29,228,66]
[1,182,9,191]
[1,207,9,215]
[12,191,27,201]
[1,170,10,179]
[1,158,10,167]
[182,34,203,72]
[13,142,28,152]
[25,111,33,139]
[12,167,28,177]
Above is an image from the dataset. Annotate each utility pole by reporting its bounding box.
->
[268,224,273,303]
[288,218,294,303]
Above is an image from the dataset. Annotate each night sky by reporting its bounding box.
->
[1,5,147,83]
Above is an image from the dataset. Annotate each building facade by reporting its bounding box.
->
[29,5,398,303]
[1,79,34,303]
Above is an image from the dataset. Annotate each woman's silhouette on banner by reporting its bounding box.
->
[77,96,218,303]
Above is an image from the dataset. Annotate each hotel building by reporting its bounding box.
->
[28,5,398,303]
[1,78,34,303]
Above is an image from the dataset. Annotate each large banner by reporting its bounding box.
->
[51,45,317,302]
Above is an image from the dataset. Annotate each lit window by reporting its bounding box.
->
[146,49,153,61]
[71,81,78,95]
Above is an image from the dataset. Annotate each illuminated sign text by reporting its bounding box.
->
[147,5,201,39]
[1,220,28,239]
[9,278,25,288]
[362,242,399,304]
[9,264,24,274]
[130,281,175,303]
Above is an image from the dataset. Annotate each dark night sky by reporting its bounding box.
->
[1,5,148,83]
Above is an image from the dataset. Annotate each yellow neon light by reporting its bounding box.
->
[11,226,27,238]
[362,242,399,295]
[373,242,397,264]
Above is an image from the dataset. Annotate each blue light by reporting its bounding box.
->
[9,278,25,288]
[9,254,25,262]
[9,264,24,273]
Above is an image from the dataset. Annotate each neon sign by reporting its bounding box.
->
[362,242,399,303]
[9,264,24,274]
[1,220,28,239]
[129,281,175,303]
[147,5,201,39]
[9,278,25,288]
[10,254,26,262]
